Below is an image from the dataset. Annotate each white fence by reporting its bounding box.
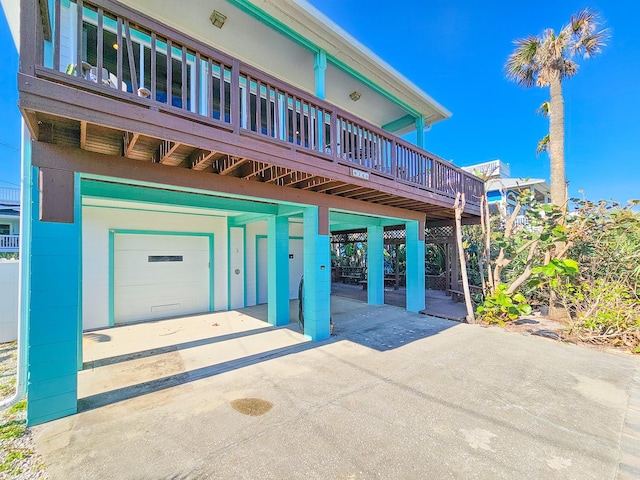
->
[0,260,19,343]
[0,235,19,252]
[0,187,20,204]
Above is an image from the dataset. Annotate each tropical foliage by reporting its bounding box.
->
[506,9,608,208]
[468,193,640,353]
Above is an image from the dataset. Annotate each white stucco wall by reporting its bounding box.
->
[244,220,304,307]
[82,205,228,330]
[0,260,19,343]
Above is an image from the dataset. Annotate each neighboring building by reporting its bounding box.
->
[0,187,20,254]
[462,160,550,217]
[4,0,483,425]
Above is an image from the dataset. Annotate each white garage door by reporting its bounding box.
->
[114,233,211,324]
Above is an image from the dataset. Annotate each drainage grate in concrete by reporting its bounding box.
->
[230,398,273,416]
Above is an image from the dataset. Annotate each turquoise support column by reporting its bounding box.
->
[27,167,80,426]
[267,215,289,326]
[314,49,327,100]
[303,206,330,340]
[415,116,425,149]
[367,225,384,305]
[405,220,425,312]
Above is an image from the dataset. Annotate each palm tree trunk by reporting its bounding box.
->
[549,78,567,209]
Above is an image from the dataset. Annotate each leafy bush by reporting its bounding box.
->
[476,284,532,325]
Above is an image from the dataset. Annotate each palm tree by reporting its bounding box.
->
[506,9,608,208]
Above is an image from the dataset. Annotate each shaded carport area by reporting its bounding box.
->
[69,181,435,423]
[78,297,452,411]
[327,211,426,312]
[36,296,639,480]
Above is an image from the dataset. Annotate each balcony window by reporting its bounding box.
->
[0,225,9,235]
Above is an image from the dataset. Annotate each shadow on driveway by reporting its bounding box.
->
[78,297,458,412]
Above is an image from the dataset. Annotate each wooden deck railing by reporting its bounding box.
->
[31,0,483,206]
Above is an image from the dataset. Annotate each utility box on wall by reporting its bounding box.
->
[0,259,19,343]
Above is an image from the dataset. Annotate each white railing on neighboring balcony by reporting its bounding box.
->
[0,188,20,205]
[514,215,529,226]
[0,235,19,251]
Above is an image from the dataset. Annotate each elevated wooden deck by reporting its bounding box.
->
[19,0,482,221]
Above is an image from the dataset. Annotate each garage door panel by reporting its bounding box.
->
[116,234,208,250]
[114,234,211,324]
[115,283,207,302]
[115,266,208,288]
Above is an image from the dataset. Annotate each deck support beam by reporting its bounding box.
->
[303,206,330,340]
[405,219,425,312]
[267,215,289,326]
[27,165,80,425]
[367,225,384,305]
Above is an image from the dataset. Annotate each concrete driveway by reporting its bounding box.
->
[33,297,639,479]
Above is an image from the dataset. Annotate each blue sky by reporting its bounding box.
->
[306,0,640,203]
[1,1,638,202]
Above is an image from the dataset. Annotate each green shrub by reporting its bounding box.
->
[476,284,532,325]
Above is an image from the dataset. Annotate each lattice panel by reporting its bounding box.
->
[383,229,405,241]
[426,226,454,239]
[331,232,367,243]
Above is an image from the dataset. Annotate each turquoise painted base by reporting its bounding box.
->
[27,167,80,425]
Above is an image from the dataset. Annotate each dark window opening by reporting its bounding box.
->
[148,255,183,262]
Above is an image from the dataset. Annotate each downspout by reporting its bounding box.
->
[0,122,31,410]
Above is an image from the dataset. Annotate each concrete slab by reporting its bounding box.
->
[331,283,467,321]
[33,296,639,480]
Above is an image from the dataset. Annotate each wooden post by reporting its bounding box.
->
[454,192,475,323]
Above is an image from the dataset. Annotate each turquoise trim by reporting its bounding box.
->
[226,0,421,118]
[330,212,385,228]
[329,207,409,224]
[230,213,273,227]
[108,229,217,238]
[415,116,425,149]
[382,114,416,133]
[226,0,318,52]
[314,49,327,100]
[255,234,267,305]
[242,226,247,307]
[108,230,114,326]
[81,180,280,215]
[82,203,228,219]
[209,235,215,312]
[227,225,247,311]
[227,224,231,310]
[108,229,215,325]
